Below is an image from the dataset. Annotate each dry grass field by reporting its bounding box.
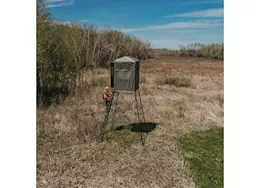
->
[37,56,223,188]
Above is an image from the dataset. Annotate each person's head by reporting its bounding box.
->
[104,86,109,93]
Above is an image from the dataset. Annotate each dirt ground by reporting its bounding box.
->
[37,56,223,188]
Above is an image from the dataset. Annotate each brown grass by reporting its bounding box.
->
[37,56,223,188]
[157,76,193,88]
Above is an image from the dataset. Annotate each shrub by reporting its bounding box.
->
[155,43,224,60]
[159,77,193,88]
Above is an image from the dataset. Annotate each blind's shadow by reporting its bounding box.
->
[129,122,156,133]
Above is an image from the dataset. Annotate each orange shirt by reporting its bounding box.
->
[103,93,110,100]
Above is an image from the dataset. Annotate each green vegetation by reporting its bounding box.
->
[37,0,153,107]
[179,128,224,188]
[159,76,193,88]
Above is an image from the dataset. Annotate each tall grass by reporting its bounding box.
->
[158,76,193,88]
[37,0,153,107]
[37,56,224,188]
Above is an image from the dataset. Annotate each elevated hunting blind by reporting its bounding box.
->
[110,56,140,92]
[101,56,145,143]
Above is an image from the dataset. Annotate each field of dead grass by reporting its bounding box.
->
[37,56,223,188]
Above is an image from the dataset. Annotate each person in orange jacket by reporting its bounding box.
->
[103,86,112,113]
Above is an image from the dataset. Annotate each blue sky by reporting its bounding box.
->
[45,0,224,49]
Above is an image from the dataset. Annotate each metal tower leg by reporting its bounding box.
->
[137,89,146,145]
[111,92,119,128]
[101,92,115,141]
[134,91,141,122]
[137,89,145,122]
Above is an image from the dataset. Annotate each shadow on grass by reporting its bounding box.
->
[114,122,157,145]
[130,122,156,133]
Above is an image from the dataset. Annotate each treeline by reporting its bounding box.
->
[155,43,224,60]
[37,0,153,107]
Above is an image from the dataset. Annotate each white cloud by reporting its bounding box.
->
[46,0,74,8]
[118,19,223,32]
[165,8,224,18]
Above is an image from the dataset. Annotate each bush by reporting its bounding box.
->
[155,43,224,60]
[159,77,193,88]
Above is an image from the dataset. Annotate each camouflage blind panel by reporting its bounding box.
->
[111,56,140,92]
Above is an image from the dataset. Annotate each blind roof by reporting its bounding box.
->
[113,56,139,63]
